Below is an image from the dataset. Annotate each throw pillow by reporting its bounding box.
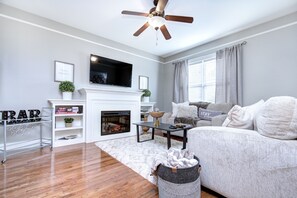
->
[255,96,297,140]
[189,102,210,115]
[198,108,223,121]
[172,101,189,117]
[176,105,198,118]
[222,100,264,130]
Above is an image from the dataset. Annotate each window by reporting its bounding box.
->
[188,55,216,102]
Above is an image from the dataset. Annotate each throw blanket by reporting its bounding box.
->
[152,148,198,172]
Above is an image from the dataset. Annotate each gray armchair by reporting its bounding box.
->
[162,102,233,137]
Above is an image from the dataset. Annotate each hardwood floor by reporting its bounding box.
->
[0,142,218,197]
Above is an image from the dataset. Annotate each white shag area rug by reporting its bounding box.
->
[95,134,183,184]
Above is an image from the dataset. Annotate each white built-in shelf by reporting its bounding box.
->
[48,99,86,148]
[54,137,84,147]
[55,126,84,132]
[55,113,83,117]
[140,102,156,122]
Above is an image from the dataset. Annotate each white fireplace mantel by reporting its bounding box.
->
[79,87,142,97]
[79,88,142,142]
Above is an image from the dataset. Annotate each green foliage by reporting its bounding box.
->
[142,89,151,97]
[64,117,74,123]
[59,81,75,92]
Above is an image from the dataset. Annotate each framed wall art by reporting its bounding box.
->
[54,61,74,82]
[139,75,149,90]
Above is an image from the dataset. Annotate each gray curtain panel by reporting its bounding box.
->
[216,44,243,105]
[173,60,189,103]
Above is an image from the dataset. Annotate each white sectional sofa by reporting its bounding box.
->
[187,96,297,198]
[188,127,297,198]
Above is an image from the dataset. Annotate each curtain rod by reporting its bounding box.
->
[241,41,247,45]
[167,40,248,64]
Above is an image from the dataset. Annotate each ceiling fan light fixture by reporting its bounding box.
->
[148,16,165,28]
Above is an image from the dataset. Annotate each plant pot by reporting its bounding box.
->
[65,122,72,127]
[142,96,150,102]
[62,92,73,100]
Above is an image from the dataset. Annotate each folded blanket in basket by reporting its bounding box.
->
[152,148,198,171]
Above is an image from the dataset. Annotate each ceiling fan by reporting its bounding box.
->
[121,0,194,40]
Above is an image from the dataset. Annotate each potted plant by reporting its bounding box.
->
[59,81,75,100]
[142,89,151,102]
[64,117,74,127]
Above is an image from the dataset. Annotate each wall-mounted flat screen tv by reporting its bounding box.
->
[90,54,132,87]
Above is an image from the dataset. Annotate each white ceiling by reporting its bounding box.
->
[1,0,297,58]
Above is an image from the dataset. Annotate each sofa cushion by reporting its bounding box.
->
[198,108,223,121]
[172,102,189,117]
[255,96,297,140]
[207,103,233,114]
[222,100,264,130]
[196,120,212,127]
[176,105,198,118]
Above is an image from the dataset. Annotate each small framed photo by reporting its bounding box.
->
[139,75,149,90]
[54,61,74,82]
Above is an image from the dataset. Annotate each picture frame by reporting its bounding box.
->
[139,75,149,90]
[54,61,74,82]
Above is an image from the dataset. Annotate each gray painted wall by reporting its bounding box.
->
[1,5,297,115]
[0,5,162,112]
[161,12,297,112]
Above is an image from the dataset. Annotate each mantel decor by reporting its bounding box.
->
[139,75,149,90]
[54,61,74,82]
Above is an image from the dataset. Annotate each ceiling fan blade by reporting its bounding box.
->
[133,22,150,36]
[156,0,168,13]
[160,25,171,40]
[121,10,149,17]
[165,15,194,23]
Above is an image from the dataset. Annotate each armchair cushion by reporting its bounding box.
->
[212,114,228,126]
[172,102,189,117]
[176,105,198,118]
[162,112,175,125]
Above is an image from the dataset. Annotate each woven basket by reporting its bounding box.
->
[157,156,201,198]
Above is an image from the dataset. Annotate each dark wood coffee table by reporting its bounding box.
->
[133,122,193,149]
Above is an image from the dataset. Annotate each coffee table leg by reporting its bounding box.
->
[152,128,155,140]
[136,125,140,142]
[183,129,187,149]
[167,131,171,149]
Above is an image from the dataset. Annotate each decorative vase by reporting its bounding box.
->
[65,122,72,127]
[142,115,149,133]
[149,111,165,127]
[142,96,150,102]
[62,92,72,100]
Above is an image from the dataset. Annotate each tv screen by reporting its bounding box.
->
[90,54,132,87]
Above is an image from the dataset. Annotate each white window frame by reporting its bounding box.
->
[188,53,216,102]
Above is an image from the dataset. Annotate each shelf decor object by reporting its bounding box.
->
[54,61,74,82]
[141,89,151,102]
[59,81,75,100]
[141,113,150,133]
[64,117,74,127]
